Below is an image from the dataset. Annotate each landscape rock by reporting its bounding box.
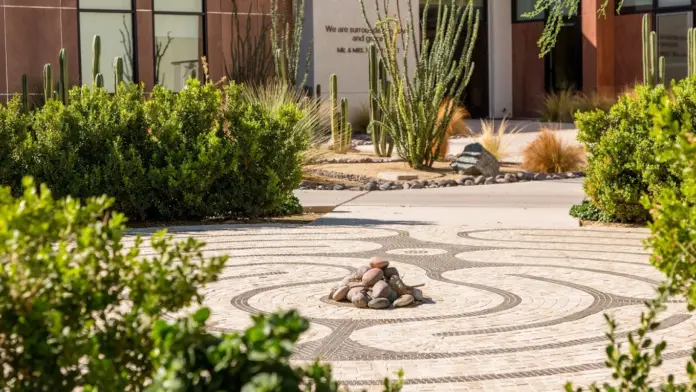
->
[484,177,495,185]
[496,178,509,184]
[456,175,475,185]
[409,182,423,189]
[362,268,384,286]
[464,179,474,186]
[341,273,361,286]
[387,290,398,303]
[369,257,389,269]
[383,267,399,279]
[450,142,500,177]
[333,184,346,190]
[475,175,486,185]
[403,183,411,189]
[379,182,393,191]
[357,266,370,277]
[516,172,527,180]
[332,285,350,301]
[351,292,368,308]
[394,294,415,307]
[411,288,424,301]
[364,181,379,191]
[368,297,390,309]
[347,287,364,302]
[371,280,391,298]
[504,173,517,183]
[534,173,547,181]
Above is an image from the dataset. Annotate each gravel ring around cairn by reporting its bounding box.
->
[327,256,427,310]
[299,171,585,191]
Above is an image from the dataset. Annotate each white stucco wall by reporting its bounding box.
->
[487,0,513,118]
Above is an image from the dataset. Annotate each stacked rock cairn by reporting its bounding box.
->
[328,257,425,309]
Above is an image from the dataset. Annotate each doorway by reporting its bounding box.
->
[545,18,583,92]
[421,0,489,118]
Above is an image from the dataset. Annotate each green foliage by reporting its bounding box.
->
[271,0,310,87]
[569,200,614,222]
[0,79,307,221]
[360,0,479,168]
[0,177,227,391]
[575,84,679,223]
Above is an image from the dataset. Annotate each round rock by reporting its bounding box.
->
[341,273,361,286]
[357,266,370,277]
[368,298,390,309]
[411,288,424,302]
[383,266,399,279]
[387,290,398,303]
[352,292,368,308]
[362,268,384,286]
[347,287,364,302]
[371,280,391,298]
[332,285,350,301]
[369,257,389,269]
[394,294,415,307]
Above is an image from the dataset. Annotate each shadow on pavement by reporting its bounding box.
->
[309,216,432,227]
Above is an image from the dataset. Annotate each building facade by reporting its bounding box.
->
[0,0,691,118]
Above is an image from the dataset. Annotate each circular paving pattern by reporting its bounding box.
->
[135,225,694,391]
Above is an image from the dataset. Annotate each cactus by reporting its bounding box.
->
[95,73,104,89]
[315,84,321,99]
[368,43,393,157]
[58,48,69,104]
[21,74,28,113]
[642,14,665,86]
[277,49,288,84]
[114,56,124,91]
[329,74,351,153]
[92,35,101,84]
[43,64,54,102]
[689,28,696,77]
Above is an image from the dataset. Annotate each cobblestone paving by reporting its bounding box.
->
[132,224,694,391]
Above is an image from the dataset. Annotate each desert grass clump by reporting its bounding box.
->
[522,128,585,173]
[542,89,616,123]
[477,119,521,162]
[433,99,471,159]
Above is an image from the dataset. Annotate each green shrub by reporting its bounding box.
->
[575,84,678,223]
[0,79,306,222]
[569,200,613,222]
[0,178,227,390]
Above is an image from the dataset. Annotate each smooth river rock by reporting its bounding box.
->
[383,267,399,279]
[411,288,424,302]
[371,280,390,298]
[332,285,350,301]
[362,268,384,286]
[394,294,415,307]
[369,257,389,269]
[368,298,390,309]
[357,266,370,277]
[352,292,368,308]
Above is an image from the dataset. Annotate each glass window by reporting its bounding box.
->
[154,14,204,91]
[514,0,544,22]
[79,0,131,10]
[622,0,653,7]
[657,11,693,82]
[80,12,135,92]
[658,0,691,7]
[154,0,203,12]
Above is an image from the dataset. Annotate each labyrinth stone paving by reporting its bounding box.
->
[131,224,694,391]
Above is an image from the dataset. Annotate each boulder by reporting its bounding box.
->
[464,179,474,186]
[347,287,364,302]
[362,268,384,286]
[372,280,391,298]
[394,294,415,307]
[332,285,350,301]
[351,292,368,308]
[387,290,398,303]
[383,267,399,279]
[369,257,389,269]
[475,175,486,185]
[449,143,500,177]
[411,288,424,302]
[368,298,390,309]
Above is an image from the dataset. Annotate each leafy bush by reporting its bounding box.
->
[575,84,678,223]
[0,79,307,221]
[0,179,403,391]
[569,200,613,222]
[0,178,227,390]
[521,128,585,173]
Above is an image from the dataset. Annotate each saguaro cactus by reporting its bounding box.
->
[114,56,124,91]
[21,74,28,113]
[642,14,665,86]
[368,43,393,157]
[43,64,54,102]
[329,74,352,153]
[92,35,101,84]
[58,48,69,104]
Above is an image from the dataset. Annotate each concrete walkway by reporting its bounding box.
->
[141,181,692,391]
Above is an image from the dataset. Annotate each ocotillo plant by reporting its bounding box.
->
[95,73,104,89]
[367,43,393,157]
[43,64,53,102]
[114,57,124,91]
[329,74,352,153]
[270,0,311,87]
[21,74,28,114]
[688,28,696,77]
[92,35,101,84]
[360,0,479,168]
[58,49,69,104]
[642,14,665,86]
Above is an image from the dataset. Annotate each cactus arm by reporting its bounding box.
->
[658,56,666,85]
[43,64,53,102]
[649,31,657,86]
[642,14,650,84]
[330,74,339,152]
[114,57,124,91]
[21,74,28,113]
[92,35,101,84]
[95,73,104,89]
[59,48,69,104]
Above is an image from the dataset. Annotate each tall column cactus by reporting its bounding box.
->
[642,14,665,86]
[43,64,54,102]
[95,73,104,89]
[21,74,28,114]
[329,74,352,153]
[92,35,101,84]
[114,57,124,91]
[368,43,393,157]
[58,48,69,104]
